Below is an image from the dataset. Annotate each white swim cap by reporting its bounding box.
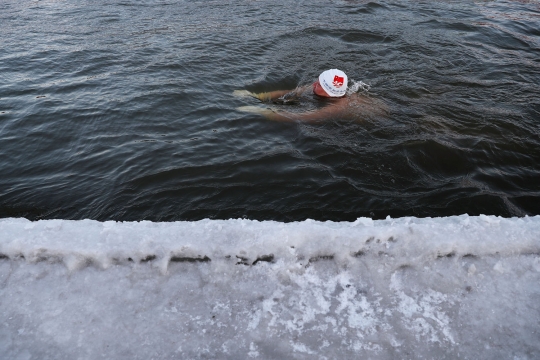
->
[318,69,348,97]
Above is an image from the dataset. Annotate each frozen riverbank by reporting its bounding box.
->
[1,215,539,359]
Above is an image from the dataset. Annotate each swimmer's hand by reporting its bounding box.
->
[232,90,257,99]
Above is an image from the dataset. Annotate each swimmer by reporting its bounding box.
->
[235,69,386,122]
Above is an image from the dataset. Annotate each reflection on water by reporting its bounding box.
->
[0,0,539,221]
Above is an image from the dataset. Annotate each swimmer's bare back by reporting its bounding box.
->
[235,87,386,123]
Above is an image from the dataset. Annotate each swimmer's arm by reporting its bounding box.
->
[252,90,294,102]
[239,95,387,122]
[238,102,345,123]
[234,85,310,102]
[275,103,345,123]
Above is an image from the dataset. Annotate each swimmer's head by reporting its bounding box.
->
[315,69,348,97]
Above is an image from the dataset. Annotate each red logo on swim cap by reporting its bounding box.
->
[333,75,344,88]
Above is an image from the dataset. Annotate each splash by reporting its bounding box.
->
[347,79,371,95]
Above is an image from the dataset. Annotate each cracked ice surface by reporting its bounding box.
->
[0,215,539,359]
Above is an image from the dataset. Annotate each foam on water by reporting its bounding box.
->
[1,215,539,358]
[346,79,371,95]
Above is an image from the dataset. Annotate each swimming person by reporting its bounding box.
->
[235,69,386,122]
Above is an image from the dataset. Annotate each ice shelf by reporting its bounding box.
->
[1,215,539,359]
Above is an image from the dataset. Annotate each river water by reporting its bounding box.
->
[1,0,539,221]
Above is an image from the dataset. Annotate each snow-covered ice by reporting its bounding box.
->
[1,215,539,359]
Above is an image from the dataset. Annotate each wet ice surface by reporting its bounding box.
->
[1,215,539,359]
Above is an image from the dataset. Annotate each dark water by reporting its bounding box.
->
[1,0,539,222]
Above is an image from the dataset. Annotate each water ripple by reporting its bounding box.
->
[1,0,539,221]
